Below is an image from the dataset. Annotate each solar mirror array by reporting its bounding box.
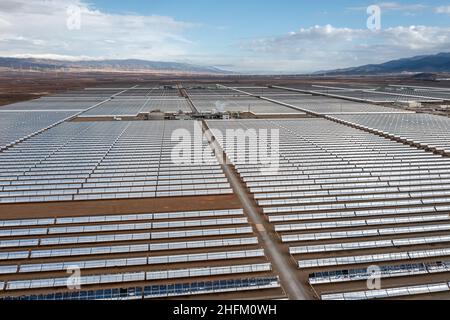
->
[1,82,450,300]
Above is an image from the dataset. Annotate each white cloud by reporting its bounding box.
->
[0,0,448,74]
[237,25,450,73]
[375,2,427,11]
[349,2,428,12]
[435,6,450,14]
[0,0,197,61]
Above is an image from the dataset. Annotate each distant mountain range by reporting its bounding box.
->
[2,53,450,76]
[0,57,231,75]
[315,52,450,75]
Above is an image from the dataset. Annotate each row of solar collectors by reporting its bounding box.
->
[114,87,158,97]
[80,99,149,116]
[1,277,281,300]
[0,97,105,111]
[315,90,441,103]
[388,85,450,92]
[275,215,450,233]
[313,84,384,90]
[290,233,450,254]
[76,89,128,94]
[140,99,192,113]
[277,84,373,94]
[230,87,301,96]
[115,88,181,98]
[298,247,450,268]
[0,209,244,227]
[190,97,305,114]
[206,119,450,299]
[188,94,246,100]
[229,86,313,99]
[328,113,450,153]
[186,87,248,97]
[49,89,123,99]
[189,94,248,100]
[0,111,80,150]
[310,260,450,286]
[322,282,450,300]
[0,121,231,203]
[117,92,181,98]
[78,98,192,116]
[254,95,315,101]
[269,96,407,114]
[225,88,313,101]
[375,87,450,101]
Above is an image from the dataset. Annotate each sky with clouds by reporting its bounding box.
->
[0,0,449,73]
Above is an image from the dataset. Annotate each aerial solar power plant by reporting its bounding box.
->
[2,81,450,304]
[2,1,450,313]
